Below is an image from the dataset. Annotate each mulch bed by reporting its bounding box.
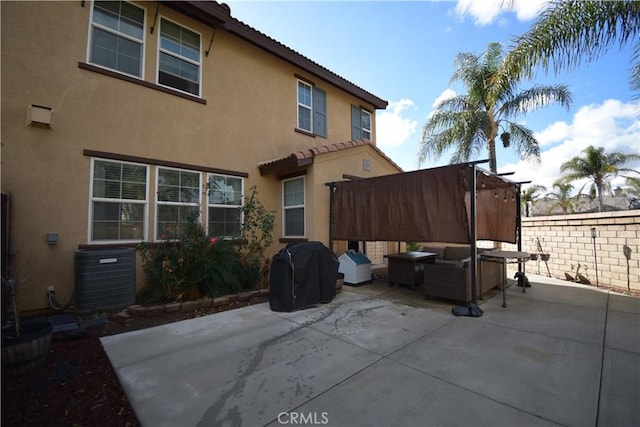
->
[1,296,267,427]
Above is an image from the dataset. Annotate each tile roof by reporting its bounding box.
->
[169,1,388,109]
[258,139,403,176]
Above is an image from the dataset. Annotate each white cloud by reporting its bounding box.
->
[534,121,571,147]
[424,89,458,121]
[432,88,457,109]
[505,99,640,192]
[376,99,418,148]
[454,0,548,25]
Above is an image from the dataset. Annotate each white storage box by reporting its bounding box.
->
[338,251,372,285]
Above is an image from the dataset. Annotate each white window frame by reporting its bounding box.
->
[206,174,244,239]
[87,0,146,79]
[283,176,306,238]
[156,16,202,97]
[155,167,202,241]
[297,80,313,133]
[88,158,149,243]
[361,109,372,140]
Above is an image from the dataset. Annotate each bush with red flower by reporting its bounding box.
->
[137,187,274,303]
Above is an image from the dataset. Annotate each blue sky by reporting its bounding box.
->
[227,0,639,192]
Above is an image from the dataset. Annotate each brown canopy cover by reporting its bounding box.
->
[332,163,518,244]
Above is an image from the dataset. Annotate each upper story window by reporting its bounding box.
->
[351,106,372,140]
[158,18,201,96]
[297,80,327,137]
[156,167,201,240]
[89,1,145,78]
[90,159,148,242]
[283,176,305,237]
[207,174,243,239]
[361,110,372,139]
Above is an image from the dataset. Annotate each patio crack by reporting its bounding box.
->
[195,303,341,426]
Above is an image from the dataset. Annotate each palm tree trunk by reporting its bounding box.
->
[597,185,604,212]
[488,137,497,173]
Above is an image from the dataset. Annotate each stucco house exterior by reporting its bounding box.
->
[1,1,402,312]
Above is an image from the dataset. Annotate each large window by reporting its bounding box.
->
[297,80,327,137]
[207,174,243,238]
[351,105,372,140]
[283,177,305,237]
[89,1,144,78]
[158,18,201,96]
[90,159,147,241]
[156,168,201,240]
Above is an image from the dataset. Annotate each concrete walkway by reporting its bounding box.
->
[101,273,639,427]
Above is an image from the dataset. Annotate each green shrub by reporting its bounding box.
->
[406,241,421,252]
[137,186,274,303]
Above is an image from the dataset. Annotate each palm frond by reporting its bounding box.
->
[419,110,489,166]
[505,122,541,162]
[632,42,640,95]
[434,95,477,113]
[504,0,640,90]
[500,85,572,117]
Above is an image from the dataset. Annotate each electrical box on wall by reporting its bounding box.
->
[27,104,55,129]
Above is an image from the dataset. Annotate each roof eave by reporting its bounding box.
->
[258,154,313,177]
[172,1,387,109]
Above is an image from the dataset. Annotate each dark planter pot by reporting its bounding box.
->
[530,254,538,261]
[2,321,53,371]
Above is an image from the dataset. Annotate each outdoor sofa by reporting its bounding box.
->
[421,245,505,304]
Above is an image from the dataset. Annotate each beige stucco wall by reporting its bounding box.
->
[502,210,640,292]
[1,1,392,312]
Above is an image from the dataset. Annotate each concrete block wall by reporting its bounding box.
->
[502,210,639,292]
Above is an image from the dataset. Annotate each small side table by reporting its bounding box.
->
[384,252,437,289]
[480,251,530,307]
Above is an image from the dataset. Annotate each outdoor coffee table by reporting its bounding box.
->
[480,250,530,307]
[384,251,437,289]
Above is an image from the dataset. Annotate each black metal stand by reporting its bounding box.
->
[452,160,486,317]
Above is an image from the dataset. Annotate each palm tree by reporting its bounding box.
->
[544,181,575,215]
[559,145,640,212]
[503,0,640,93]
[625,177,640,209]
[521,184,546,216]
[419,42,572,173]
[624,177,640,198]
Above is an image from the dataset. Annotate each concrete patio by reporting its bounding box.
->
[101,272,639,427]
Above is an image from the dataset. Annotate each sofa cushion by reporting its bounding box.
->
[444,246,472,261]
[422,246,445,259]
[435,259,460,267]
